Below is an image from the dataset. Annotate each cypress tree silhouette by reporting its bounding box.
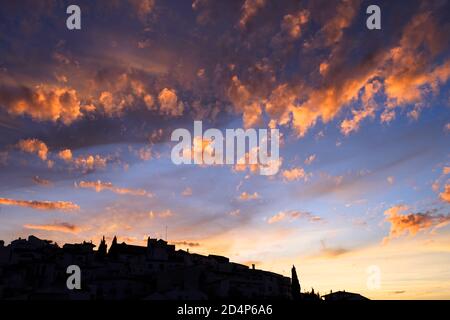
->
[291,265,301,300]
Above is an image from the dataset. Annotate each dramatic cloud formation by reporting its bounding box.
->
[0,198,79,211]
[383,205,450,242]
[0,0,449,299]
[75,180,152,197]
[24,222,80,234]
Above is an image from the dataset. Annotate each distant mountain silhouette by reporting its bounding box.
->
[0,235,367,300]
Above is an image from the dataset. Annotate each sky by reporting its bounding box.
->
[0,0,449,299]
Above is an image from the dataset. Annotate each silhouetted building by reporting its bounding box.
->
[0,235,292,300]
[322,290,369,301]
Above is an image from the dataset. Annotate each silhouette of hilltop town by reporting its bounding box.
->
[0,235,368,300]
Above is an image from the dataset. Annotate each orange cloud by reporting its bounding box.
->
[17,138,48,161]
[383,205,450,243]
[380,109,395,123]
[313,0,360,47]
[268,210,322,224]
[0,84,83,125]
[148,209,173,218]
[0,197,79,211]
[228,76,263,128]
[158,88,184,117]
[24,222,80,233]
[384,12,450,107]
[75,180,152,197]
[238,191,260,201]
[265,84,296,127]
[304,154,316,165]
[58,149,73,162]
[281,10,309,39]
[340,80,380,135]
[73,154,108,172]
[440,185,450,203]
[282,167,309,182]
[265,9,449,138]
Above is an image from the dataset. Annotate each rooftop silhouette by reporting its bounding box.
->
[0,235,367,300]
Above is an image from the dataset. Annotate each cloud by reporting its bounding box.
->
[383,205,450,243]
[75,180,152,197]
[314,0,360,47]
[380,109,396,123]
[319,240,350,258]
[158,88,184,117]
[24,222,80,233]
[271,10,310,48]
[304,154,316,165]
[238,191,260,201]
[227,76,263,128]
[32,176,52,186]
[72,154,108,172]
[148,209,173,218]
[281,10,309,39]
[383,12,450,107]
[340,106,375,136]
[440,185,450,203]
[282,167,309,182]
[182,187,193,196]
[445,123,450,132]
[239,0,266,29]
[387,176,395,185]
[268,210,322,224]
[58,149,73,162]
[137,147,152,161]
[265,6,449,138]
[0,197,79,211]
[17,138,48,161]
[128,0,155,21]
[170,240,200,247]
[0,84,83,125]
